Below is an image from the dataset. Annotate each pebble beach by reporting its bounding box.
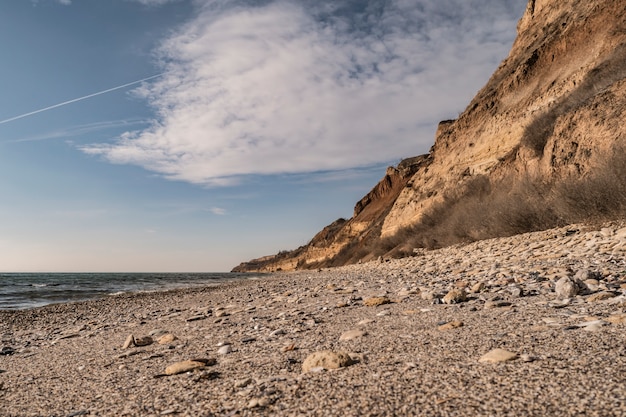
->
[2,223,626,416]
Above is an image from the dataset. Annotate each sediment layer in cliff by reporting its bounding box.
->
[233,0,626,272]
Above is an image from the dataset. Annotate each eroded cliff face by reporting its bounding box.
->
[383,0,626,237]
[232,156,427,272]
[233,0,626,272]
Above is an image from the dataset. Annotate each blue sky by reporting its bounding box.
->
[0,0,525,272]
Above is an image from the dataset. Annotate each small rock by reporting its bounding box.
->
[520,354,535,363]
[397,288,418,297]
[583,323,603,332]
[247,398,270,408]
[269,329,286,337]
[363,297,391,307]
[134,336,153,347]
[122,335,135,349]
[484,300,512,309]
[479,349,518,363]
[165,358,215,375]
[438,321,464,331]
[443,289,467,304]
[186,315,206,322]
[235,378,253,388]
[587,291,617,303]
[583,279,600,292]
[302,351,355,373]
[165,360,206,375]
[149,329,169,338]
[508,286,523,298]
[574,269,603,282]
[218,345,233,355]
[555,277,580,299]
[470,282,485,293]
[157,334,177,345]
[606,314,626,324]
[339,330,367,341]
[281,343,296,352]
[0,346,15,356]
[401,310,419,315]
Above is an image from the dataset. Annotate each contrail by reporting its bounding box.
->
[0,73,163,126]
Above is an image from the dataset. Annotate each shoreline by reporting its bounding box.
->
[0,272,262,312]
[2,223,626,416]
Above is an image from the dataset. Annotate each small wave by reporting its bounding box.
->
[108,291,126,296]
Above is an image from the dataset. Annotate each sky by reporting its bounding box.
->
[0,0,526,272]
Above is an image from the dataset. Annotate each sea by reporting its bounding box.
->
[0,272,260,310]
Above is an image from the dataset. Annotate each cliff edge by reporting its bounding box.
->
[233,0,626,272]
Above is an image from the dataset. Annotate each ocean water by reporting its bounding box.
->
[0,272,258,310]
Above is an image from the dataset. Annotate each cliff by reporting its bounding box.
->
[233,0,626,272]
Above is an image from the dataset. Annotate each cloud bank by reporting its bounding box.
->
[85,0,525,185]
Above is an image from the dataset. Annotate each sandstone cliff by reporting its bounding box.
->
[233,0,626,272]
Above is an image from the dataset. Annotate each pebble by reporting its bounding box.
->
[149,329,169,338]
[438,321,464,331]
[555,277,579,299]
[583,323,603,332]
[479,349,518,363]
[470,282,485,293]
[484,301,512,309]
[363,297,392,307]
[0,347,15,356]
[186,315,206,322]
[586,291,617,302]
[234,378,254,388]
[247,397,270,408]
[606,314,626,324]
[302,351,355,373]
[339,329,367,341]
[218,345,233,355]
[122,335,135,349]
[443,289,467,304]
[157,334,177,345]
[164,358,216,376]
[133,336,153,347]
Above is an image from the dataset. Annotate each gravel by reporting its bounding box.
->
[1,223,626,416]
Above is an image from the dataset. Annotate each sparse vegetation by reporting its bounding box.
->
[369,143,626,259]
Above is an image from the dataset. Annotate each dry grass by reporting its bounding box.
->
[364,144,626,259]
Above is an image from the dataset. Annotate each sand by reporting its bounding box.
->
[1,223,626,416]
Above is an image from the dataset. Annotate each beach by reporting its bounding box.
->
[1,223,626,416]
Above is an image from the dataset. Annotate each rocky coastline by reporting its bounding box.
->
[1,222,626,416]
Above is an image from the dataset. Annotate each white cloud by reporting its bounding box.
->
[84,0,525,186]
[129,0,182,5]
[209,207,226,216]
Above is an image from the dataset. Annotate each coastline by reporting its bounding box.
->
[2,223,626,416]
